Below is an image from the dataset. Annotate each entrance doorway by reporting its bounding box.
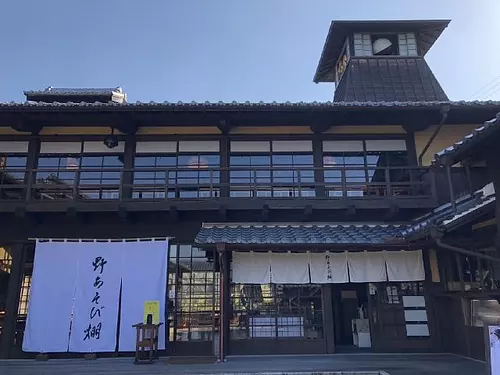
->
[332,283,369,351]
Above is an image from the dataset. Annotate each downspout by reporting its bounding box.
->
[418,105,451,166]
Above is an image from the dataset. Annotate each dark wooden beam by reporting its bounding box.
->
[217,120,231,135]
[0,243,27,358]
[345,204,356,218]
[168,205,178,223]
[261,204,270,221]
[218,205,228,221]
[303,205,313,221]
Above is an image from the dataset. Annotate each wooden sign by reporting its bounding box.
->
[143,300,160,325]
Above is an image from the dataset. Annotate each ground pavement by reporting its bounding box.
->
[0,353,486,375]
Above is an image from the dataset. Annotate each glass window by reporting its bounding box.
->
[134,154,220,199]
[471,300,500,327]
[230,284,323,340]
[37,149,123,200]
[0,154,28,199]
[168,244,218,342]
[323,142,409,197]
[230,152,313,197]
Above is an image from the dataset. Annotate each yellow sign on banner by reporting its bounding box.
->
[143,300,160,325]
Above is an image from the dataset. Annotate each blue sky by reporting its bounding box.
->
[1,0,499,103]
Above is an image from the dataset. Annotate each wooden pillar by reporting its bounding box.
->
[422,248,440,352]
[217,244,230,360]
[121,133,136,200]
[24,137,40,201]
[0,244,27,358]
[312,136,325,197]
[321,284,335,353]
[219,136,230,198]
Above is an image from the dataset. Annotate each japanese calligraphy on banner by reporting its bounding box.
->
[309,252,349,284]
[69,242,123,353]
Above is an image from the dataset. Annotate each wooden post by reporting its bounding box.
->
[0,243,27,359]
[312,136,325,197]
[220,136,230,198]
[216,244,230,361]
[321,284,335,353]
[121,133,136,200]
[24,137,40,202]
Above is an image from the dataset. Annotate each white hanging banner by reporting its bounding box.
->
[23,241,79,353]
[231,252,271,284]
[270,253,309,284]
[347,251,387,283]
[69,241,123,352]
[385,250,425,282]
[119,240,168,351]
[309,251,349,284]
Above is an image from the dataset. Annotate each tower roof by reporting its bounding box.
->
[314,19,451,83]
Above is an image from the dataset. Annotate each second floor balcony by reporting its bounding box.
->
[0,165,438,213]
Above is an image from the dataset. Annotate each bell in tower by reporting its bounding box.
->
[313,20,450,102]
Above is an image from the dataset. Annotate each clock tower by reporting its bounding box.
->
[314,20,450,102]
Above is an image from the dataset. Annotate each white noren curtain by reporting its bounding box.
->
[118,240,168,351]
[385,250,425,282]
[309,252,348,284]
[347,251,387,283]
[269,253,309,284]
[23,241,79,353]
[231,252,271,284]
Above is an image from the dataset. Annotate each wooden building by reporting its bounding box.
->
[0,19,499,359]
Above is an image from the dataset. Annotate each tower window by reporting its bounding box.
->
[371,34,399,56]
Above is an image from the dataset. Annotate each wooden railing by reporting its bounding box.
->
[0,166,436,202]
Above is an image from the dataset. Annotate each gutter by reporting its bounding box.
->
[435,237,500,263]
[418,105,451,166]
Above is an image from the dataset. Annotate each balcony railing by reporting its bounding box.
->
[0,166,436,203]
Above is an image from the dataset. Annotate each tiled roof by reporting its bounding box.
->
[1,100,500,110]
[402,183,496,240]
[194,223,406,246]
[334,57,448,102]
[433,113,500,165]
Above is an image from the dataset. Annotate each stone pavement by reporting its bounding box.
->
[0,354,486,375]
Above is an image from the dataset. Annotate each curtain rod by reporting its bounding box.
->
[28,237,174,243]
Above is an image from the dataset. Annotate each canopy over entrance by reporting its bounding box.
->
[194,222,408,249]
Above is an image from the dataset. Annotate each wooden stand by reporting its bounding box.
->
[132,322,163,364]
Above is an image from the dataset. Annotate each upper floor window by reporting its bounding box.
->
[133,141,220,199]
[37,141,123,200]
[229,141,314,198]
[0,141,28,183]
[323,140,408,197]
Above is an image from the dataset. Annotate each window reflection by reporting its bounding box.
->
[231,284,323,340]
[37,152,123,200]
[168,244,219,342]
[0,154,27,200]
[230,153,314,197]
[323,147,408,197]
[134,154,220,199]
